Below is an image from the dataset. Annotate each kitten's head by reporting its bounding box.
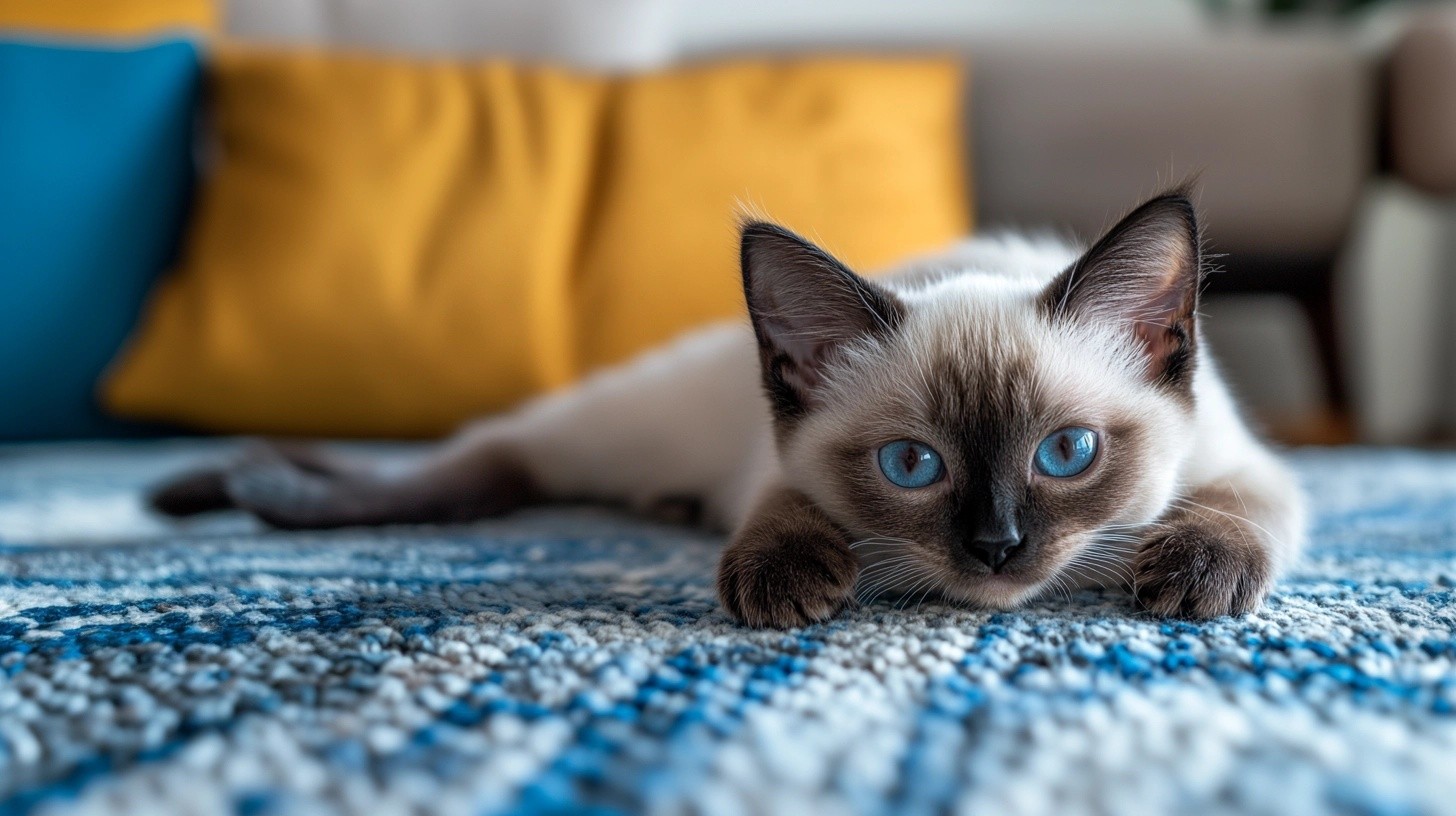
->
[741,190,1204,609]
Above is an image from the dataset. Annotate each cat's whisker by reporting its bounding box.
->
[855,556,924,586]
[1035,570,1069,604]
[1068,558,1131,589]
[852,534,933,606]
[1076,547,1127,561]
[911,570,945,613]
[863,564,925,607]
[893,571,940,611]
[1080,553,1135,575]
[891,570,937,609]
[849,540,904,552]
[858,552,922,568]
[1045,573,1074,604]
[1226,480,1255,518]
[1171,496,1283,550]
[1076,564,1133,586]
[872,537,919,545]
[848,533,920,552]
[855,559,922,590]
[1167,497,1254,550]
[1075,548,1133,567]
[1095,529,1144,538]
[1087,543,1138,556]
[848,536,910,550]
[855,558,927,605]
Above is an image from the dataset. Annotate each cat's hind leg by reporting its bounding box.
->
[150,324,763,531]
[149,440,537,530]
[151,442,362,518]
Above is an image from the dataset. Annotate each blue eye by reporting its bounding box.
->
[1034,427,1099,478]
[877,440,944,488]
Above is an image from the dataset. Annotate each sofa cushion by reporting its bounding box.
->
[103,49,969,437]
[0,38,200,439]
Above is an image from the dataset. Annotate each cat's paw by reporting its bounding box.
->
[717,524,859,628]
[148,442,362,525]
[1133,522,1272,619]
[149,469,233,517]
[221,445,371,530]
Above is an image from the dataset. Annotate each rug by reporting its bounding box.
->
[0,441,1453,816]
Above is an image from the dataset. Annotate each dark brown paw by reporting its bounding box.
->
[717,522,858,629]
[147,442,351,522]
[1133,523,1271,619]
[148,469,234,517]
[223,455,366,530]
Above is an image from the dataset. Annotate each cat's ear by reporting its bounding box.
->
[741,221,905,421]
[1041,189,1202,389]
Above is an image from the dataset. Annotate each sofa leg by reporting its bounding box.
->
[1284,281,1356,445]
[1299,280,1346,412]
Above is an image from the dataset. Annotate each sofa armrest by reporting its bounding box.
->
[1390,8,1456,197]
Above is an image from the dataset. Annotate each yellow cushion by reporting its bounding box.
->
[0,0,216,35]
[104,48,971,437]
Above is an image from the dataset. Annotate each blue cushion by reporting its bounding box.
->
[0,39,199,440]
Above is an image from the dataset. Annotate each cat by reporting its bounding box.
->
[151,186,1306,628]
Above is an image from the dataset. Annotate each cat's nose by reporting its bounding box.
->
[966,531,1021,571]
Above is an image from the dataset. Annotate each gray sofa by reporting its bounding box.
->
[219,0,1456,441]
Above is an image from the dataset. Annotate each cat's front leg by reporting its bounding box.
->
[717,487,859,628]
[1133,470,1303,619]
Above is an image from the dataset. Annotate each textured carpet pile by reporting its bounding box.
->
[0,441,1453,815]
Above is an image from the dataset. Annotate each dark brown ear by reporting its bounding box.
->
[741,221,905,425]
[1041,189,1203,390]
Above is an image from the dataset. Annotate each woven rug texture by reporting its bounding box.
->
[0,442,1453,816]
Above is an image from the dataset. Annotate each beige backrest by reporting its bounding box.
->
[223,0,1377,258]
[1390,7,1456,197]
[960,34,1372,256]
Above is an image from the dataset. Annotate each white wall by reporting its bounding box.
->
[669,0,1206,55]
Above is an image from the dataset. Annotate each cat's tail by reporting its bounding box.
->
[147,440,538,530]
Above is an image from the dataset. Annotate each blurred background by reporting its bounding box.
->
[6,0,1456,447]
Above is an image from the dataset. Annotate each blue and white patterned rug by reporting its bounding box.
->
[0,441,1453,816]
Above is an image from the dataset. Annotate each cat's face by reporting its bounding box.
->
[782,286,1194,608]
[742,191,1203,608]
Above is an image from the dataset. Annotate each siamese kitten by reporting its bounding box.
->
[152,188,1306,628]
